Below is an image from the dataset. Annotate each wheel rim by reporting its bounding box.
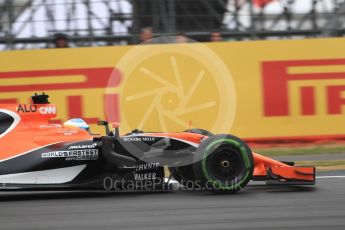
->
[206,146,244,181]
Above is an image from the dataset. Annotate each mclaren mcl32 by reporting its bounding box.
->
[0,93,315,193]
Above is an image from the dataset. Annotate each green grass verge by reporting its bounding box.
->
[252,144,345,157]
[297,160,345,171]
[297,160,345,167]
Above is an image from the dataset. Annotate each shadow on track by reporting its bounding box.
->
[0,190,175,202]
[246,184,317,193]
[0,183,317,202]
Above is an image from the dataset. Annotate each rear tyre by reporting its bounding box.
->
[193,134,254,194]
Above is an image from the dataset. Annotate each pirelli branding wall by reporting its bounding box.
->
[0,38,344,140]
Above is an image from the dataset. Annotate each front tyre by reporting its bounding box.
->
[193,134,254,194]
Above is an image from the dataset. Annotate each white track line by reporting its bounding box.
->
[316,175,345,179]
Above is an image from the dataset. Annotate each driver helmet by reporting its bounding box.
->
[64,118,90,131]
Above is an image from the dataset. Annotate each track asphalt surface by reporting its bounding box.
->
[0,171,344,230]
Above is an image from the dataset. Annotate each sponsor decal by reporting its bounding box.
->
[39,124,62,128]
[41,149,98,161]
[134,173,157,181]
[134,163,160,181]
[135,162,159,171]
[17,104,37,113]
[17,104,56,115]
[57,129,78,136]
[262,59,345,116]
[68,143,97,149]
[123,137,155,142]
[38,106,56,115]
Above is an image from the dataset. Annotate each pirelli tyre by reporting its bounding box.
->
[193,134,254,194]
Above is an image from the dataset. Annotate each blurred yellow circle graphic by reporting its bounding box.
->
[109,38,236,134]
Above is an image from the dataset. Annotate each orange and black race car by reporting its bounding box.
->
[0,93,315,193]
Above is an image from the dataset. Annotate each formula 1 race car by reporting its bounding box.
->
[0,93,315,193]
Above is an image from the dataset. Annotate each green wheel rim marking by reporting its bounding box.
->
[202,138,252,190]
[240,146,250,169]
